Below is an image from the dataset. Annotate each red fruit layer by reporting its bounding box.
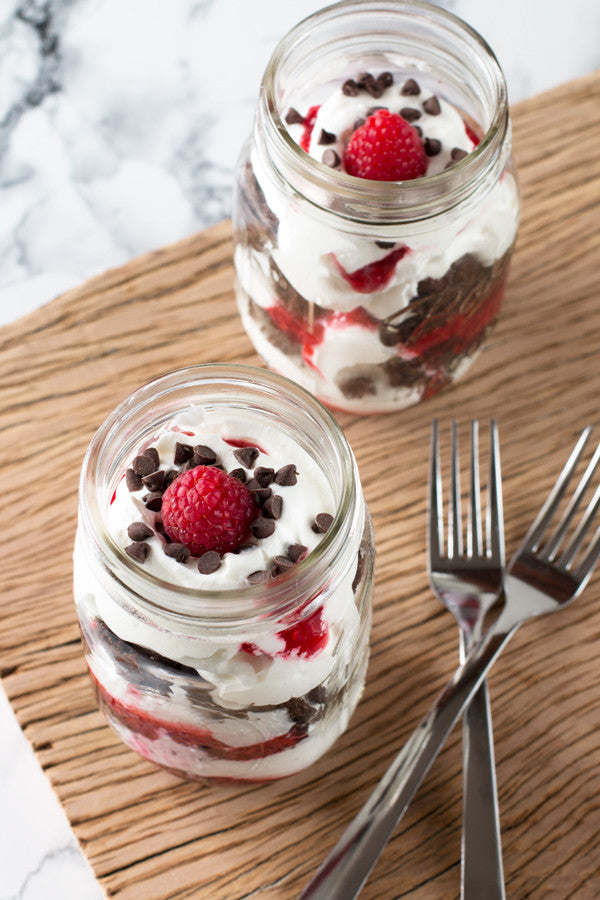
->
[300,105,321,152]
[93,674,307,761]
[266,303,378,369]
[407,275,508,358]
[240,605,328,660]
[266,272,506,369]
[331,246,410,293]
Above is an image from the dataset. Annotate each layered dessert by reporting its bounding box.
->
[234,68,520,412]
[74,403,372,781]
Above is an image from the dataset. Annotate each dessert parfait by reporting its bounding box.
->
[233,0,521,413]
[74,365,374,782]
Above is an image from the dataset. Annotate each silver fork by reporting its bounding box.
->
[300,426,600,900]
[429,419,505,900]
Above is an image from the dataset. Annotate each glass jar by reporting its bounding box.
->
[74,364,374,782]
[233,0,520,414]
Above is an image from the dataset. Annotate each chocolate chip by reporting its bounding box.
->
[285,107,305,125]
[142,470,165,492]
[424,137,442,156]
[287,543,308,563]
[400,107,421,122]
[366,105,385,117]
[125,542,150,563]
[375,240,396,249]
[378,71,393,88]
[132,454,157,476]
[247,570,271,585]
[193,444,216,466]
[263,495,283,519]
[229,467,247,483]
[274,464,297,486]
[143,492,163,511]
[165,543,190,564]
[401,78,420,96]
[423,95,441,115]
[357,71,374,86]
[126,468,143,492]
[233,446,259,468]
[312,513,334,533]
[197,551,220,574]
[174,442,193,465]
[254,467,275,487]
[451,147,468,162]
[163,469,178,488]
[127,522,154,542]
[364,79,384,99]
[322,149,341,168]
[144,447,160,468]
[271,555,294,576]
[318,129,336,145]
[413,125,423,137]
[342,78,359,96]
[353,117,366,131]
[247,481,272,504]
[251,517,276,539]
[154,517,168,538]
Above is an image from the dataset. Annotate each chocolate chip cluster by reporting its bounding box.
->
[285,72,472,170]
[121,439,333,583]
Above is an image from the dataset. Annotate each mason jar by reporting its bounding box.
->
[73,364,374,782]
[233,0,520,414]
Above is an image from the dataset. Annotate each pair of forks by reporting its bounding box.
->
[301,423,600,900]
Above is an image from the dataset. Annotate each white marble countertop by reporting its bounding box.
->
[1,1,599,897]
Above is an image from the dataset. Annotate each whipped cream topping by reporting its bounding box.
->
[287,77,474,177]
[105,406,335,591]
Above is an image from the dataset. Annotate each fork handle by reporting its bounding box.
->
[461,677,506,899]
[298,619,519,900]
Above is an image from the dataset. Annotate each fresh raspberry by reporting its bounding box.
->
[161,466,256,556]
[344,109,426,181]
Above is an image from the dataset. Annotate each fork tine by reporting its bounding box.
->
[521,427,592,552]
[467,420,482,557]
[449,419,462,558]
[428,420,444,565]
[543,439,600,560]
[573,523,600,589]
[487,419,505,566]
[559,477,600,568]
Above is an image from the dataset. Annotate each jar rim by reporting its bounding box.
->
[257,0,509,223]
[79,363,361,627]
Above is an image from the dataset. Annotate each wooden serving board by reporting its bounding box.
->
[2,71,600,900]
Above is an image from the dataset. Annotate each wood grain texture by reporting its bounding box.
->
[2,71,600,899]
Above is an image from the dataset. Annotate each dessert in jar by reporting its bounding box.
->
[233,0,521,413]
[73,365,374,782]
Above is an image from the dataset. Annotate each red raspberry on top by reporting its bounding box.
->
[161,466,257,557]
[345,109,427,181]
